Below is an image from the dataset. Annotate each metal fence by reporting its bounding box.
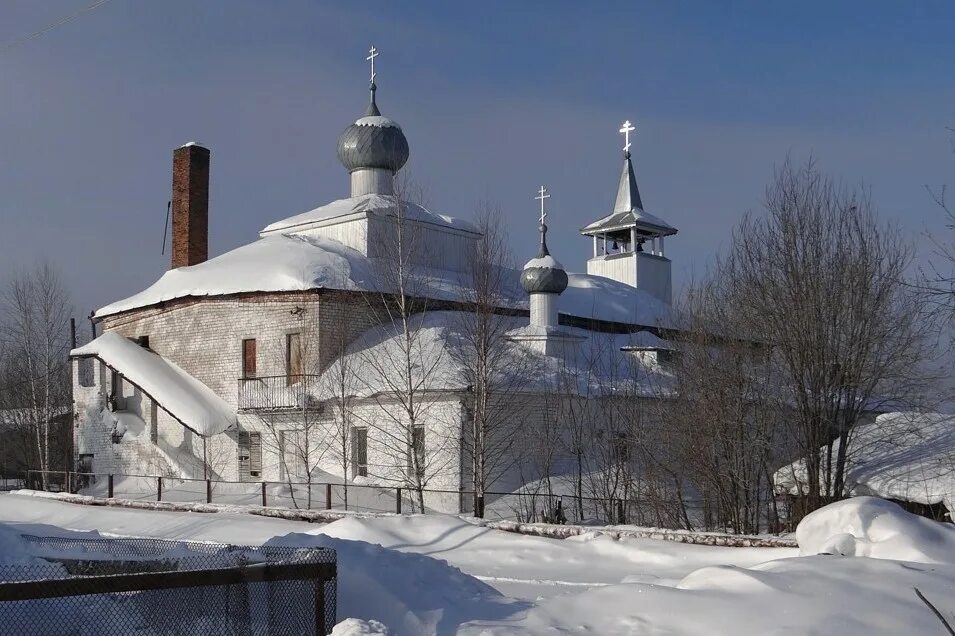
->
[22,468,700,526]
[0,535,336,635]
[0,475,25,491]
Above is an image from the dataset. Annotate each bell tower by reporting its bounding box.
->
[580,120,677,304]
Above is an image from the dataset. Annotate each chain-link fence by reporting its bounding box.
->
[0,535,336,635]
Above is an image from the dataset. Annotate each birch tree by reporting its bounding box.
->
[357,174,452,512]
[253,296,329,509]
[320,289,362,510]
[0,264,73,486]
[451,203,527,516]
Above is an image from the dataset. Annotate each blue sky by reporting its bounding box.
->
[1,1,953,315]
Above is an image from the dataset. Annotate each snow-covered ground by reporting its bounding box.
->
[1,493,953,635]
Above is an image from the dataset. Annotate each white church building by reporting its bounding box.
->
[70,52,682,517]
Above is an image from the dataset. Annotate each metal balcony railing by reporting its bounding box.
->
[237,375,322,411]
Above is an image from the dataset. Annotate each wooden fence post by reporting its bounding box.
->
[325,483,332,510]
[396,488,402,514]
[107,474,114,498]
[206,479,212,504]
[261,481,267,507]
[157,476,163,502]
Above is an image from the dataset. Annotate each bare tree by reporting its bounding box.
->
[715,158,932,514]
[450,202,527,516]
[553,335,604,523]
[581,336,647,525]
[648,283,784,533]
[320,290,362,510]
[252,296,330,509]
[922,127,955,312]
[513,384,563,522]
[356,173,454,512]
[0,264,73,486]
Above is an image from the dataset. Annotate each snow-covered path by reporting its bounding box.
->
[0,493,793,600]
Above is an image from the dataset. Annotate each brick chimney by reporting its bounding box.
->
[171,142,210,269]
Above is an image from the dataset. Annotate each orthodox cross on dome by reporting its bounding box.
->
[619,120,635,154]
[366,45,379,84]
[535,185,550,225]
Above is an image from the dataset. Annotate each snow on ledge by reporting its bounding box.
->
[71,331,237,436]
[523,254,564,270]
[473,518,797,548]
[354,115,400,129]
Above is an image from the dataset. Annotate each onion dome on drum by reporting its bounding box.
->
[336,82,410,174]
[521,222,568,295]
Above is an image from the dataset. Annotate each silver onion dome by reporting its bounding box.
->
[336,84,410,174]
[521,223,568,295]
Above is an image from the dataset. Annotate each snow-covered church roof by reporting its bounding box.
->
[71,331,237,437]
[94,71,674,330]
[95,232,674,328]
[315,311,676,400]
[260,194,479,236]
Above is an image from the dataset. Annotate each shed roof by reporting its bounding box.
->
[71,331,237,437]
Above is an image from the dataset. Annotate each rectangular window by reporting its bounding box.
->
[77,454,93,474]
[351,427,368,478]
[110,370,121,397]
[238,431,263,480]
[242,338,257,378]
[109,370,125,410]
[136,335,150,349]
[286,333,301,384]
[78,358,94,387]
[408,425,425,479]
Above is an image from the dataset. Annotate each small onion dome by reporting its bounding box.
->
[336,84,410,173]
[521,223,568,295]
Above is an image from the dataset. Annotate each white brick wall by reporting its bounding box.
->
[77,292,383,483]
[76,291,662,515]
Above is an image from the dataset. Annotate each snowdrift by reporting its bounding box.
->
[266,532,523,636]
[461,497,955,635]
[797,495,955,563]
[332,619,391,635]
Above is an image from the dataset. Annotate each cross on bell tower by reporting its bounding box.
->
[577,119,679,305]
